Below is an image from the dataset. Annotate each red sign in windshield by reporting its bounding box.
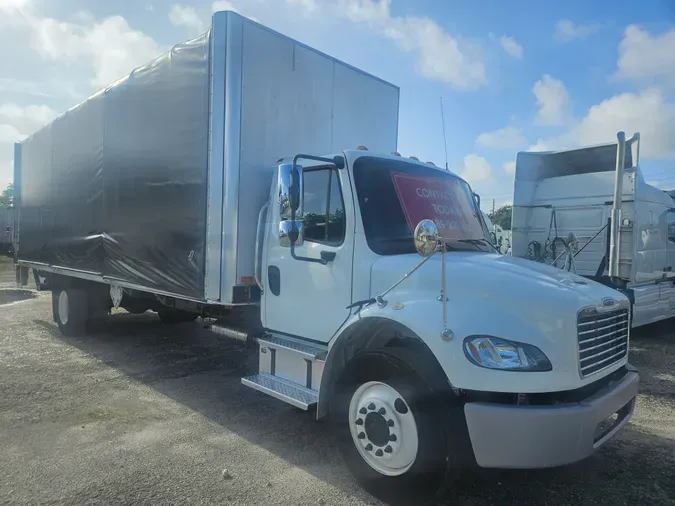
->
[391,172,484,240]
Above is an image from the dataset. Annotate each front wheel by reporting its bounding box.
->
[329,349,460,505]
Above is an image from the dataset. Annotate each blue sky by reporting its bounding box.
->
[0,0,673,211]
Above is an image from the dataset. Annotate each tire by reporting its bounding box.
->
[157,309,198,324]
[329,348,467,506]
[52,288,88,336]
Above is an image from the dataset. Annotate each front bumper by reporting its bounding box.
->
[464,367,639,469]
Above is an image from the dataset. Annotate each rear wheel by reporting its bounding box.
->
[52,288,88,336]
[329,349,462,505]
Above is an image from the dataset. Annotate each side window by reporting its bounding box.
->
[667,210,675,243]
[302,168,346,244]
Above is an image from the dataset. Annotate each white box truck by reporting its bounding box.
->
[14,12,639,505]
[512,131,675,328]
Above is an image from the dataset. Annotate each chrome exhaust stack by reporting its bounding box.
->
[609,131,640,283]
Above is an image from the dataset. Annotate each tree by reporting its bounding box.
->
[0,184,13,209]
[488,204,512,230]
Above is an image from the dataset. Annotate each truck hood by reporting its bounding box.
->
[369,252,615,311]
[367,251,629,393]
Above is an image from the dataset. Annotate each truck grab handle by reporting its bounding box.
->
[254,201,269,290]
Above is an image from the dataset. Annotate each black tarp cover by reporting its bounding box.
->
[18,32,210,299]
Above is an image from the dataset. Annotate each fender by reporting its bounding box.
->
[318,295,569,418]
[316,313,449,419]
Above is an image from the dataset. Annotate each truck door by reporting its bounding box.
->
[262,162,354,342]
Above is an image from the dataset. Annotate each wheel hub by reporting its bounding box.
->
[348,381,418,476]
[364,411,390,447]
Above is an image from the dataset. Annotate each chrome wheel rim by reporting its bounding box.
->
[58,291,69,325]
[348,381,418,476]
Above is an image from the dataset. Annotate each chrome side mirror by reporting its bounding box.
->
[414,219,440,257]
[279,221,303,247]
[278,163,304,247]
[278,163,303,219]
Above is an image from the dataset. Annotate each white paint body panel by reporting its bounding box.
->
[329,252,629,394]
[262,162,356,342]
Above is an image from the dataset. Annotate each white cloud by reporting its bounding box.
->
[554,20,599,42]
[531,88,675,159]
[169,5,206,34]
[29,14,161,87]
[476,126,526,150]
[616,25,675,86]
[0,103,57,125]
[337,0,486,89]
[499,35,523,59]
[0,0,30,13]
[533,74,571,126]
[215,0,486,90]
[459,154,492,184]
[0,124,25,143]
[503,161,516,175]
[213,0,240,12]
[528,139,549,152]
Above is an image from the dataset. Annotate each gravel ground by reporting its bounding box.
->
[0,289,674,506]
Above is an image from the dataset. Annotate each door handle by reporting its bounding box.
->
[320,251,336,263]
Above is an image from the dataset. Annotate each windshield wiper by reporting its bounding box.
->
[455,238,498,252]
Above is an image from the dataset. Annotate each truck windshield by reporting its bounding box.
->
[353,156,490,255]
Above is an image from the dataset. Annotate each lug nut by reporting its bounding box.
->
[365,444,373,451]
[378,407,386,415]
[368,403,376,411]
[359,407,367,415]
[375,449,383,457]
[355,418,363,425]
[384,445,393,454]
[389,434,397,442]
[387,419,394,427]
[357,432,365,439]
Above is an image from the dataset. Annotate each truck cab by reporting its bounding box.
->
[244,147,639,503]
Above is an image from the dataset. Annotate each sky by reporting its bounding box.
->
[0,0,674,212]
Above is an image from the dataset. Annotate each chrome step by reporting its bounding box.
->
[257,334,327,360]
[241,373,318,410]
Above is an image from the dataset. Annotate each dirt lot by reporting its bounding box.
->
[0,289,674,506]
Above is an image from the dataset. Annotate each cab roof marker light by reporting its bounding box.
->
[427,161,435,166]
[409,156,419,161]
[391,151,401,156]
[357,145,369,151]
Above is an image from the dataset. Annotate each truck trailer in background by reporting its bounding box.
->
[512,132,675,328]
[13,11,639,504]
[0,207,13,256]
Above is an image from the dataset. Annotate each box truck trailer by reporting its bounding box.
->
[14,11,639,504]
[512,131,675,328]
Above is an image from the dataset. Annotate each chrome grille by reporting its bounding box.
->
[577,305,630,378]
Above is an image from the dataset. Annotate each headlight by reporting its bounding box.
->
[463,336,552,372]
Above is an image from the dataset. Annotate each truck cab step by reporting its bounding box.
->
[257,334,327,360]
[241,373,318,410]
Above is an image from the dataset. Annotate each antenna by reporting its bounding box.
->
[440,97,449,171]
